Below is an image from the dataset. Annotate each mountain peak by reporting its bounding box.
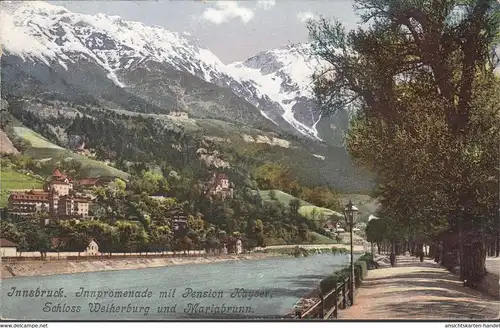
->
[1,1,69,14]
[1,1,341,143]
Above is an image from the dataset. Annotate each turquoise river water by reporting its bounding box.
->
[1,253,355,320]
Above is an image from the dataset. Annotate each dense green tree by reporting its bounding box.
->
[308,0,500,282]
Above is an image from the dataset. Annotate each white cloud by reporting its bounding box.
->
[297,11,317,23]
[256,0,276,10]
[201,1,254,25]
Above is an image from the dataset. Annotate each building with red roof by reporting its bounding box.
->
[8,168,90,219]
[0,238,18,257]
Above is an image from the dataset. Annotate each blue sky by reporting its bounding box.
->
[52,0,361,63]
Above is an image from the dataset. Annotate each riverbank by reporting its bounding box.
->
[288,253,385,318]
[1,253,282,279]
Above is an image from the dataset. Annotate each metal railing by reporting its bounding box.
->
[296,276,353,320]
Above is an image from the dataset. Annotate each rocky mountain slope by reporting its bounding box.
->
[0,129,19,155]
[0,1,374,192]
[0,1,349,145]
[228,45,349,146]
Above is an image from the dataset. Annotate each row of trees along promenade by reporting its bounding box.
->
[307,0,500,287]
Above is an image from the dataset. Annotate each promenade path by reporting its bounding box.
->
[338,256,500,320]
[487,257,500,275]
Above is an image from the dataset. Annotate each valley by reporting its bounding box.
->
[0,1,377,262]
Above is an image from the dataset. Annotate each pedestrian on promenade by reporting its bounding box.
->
[390,252,396,266]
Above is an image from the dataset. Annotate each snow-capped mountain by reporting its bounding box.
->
[1,1,347,144]
[228,44,324,139]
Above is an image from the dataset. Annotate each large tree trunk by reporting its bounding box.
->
[429,244,435,259]
[441,236,459,270]
[462,230,487,286]
[435,242,443,263]
[496,236,499,257]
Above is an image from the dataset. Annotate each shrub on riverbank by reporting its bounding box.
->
[260,247,309,257]
[319,267,350,294]
[319,252,373,294]
[257,246,348,257]
[357,253,379,269]
[354,261,368,287]
[331,247,348,254]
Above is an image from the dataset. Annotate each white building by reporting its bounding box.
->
[235,239,243,254]
[85,239,99,256]
[0,239,18,257]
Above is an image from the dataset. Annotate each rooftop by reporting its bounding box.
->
[0,238,18,247]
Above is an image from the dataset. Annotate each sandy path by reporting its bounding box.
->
[338,256,500,320]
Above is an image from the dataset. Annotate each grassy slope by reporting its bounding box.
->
[258,190,344,244]
[0,168,44,207]
[338,194,381,222]
[309,232,336,244]
[259,189,344,220]
[11,125,129,179]
[259,189,311,206]
[298,206,343,220]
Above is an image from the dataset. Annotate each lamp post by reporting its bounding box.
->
[343,199,359,305]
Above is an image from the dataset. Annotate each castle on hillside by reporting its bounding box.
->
[205,172,234,200]
[8,168,91,219]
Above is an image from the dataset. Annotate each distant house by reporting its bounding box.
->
[166,209,188,232]
[235,239,243,254]
[97,176,121,185]
[72,141,96,158]
[76,178,102,188]
[85,239,99,256]
[324,222,337,232]
[149,195,168,201]
[206,172,234,200]
[0,239,17,257]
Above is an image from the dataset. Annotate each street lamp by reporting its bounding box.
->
[344,199,359,305]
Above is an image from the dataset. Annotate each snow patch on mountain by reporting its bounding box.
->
[241,134,291,148]
[1,1,230,88]
[312,154,325,160]
[259,110,279,126]
[227,44,326,139]
[0,1,328,139]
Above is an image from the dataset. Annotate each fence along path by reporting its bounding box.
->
[337,256,500,320]
[297,276,353,320]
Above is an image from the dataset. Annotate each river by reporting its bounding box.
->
[1,253,354,320]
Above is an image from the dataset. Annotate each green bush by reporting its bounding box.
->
[358,253,373,262]
[354,261,368,287]
[317,253,376,296]
[331,246,348,254]
[357,260,367,279]
[336,267,350,280]
[319,266,352,294]
[319,275,340,294]
[354,265,362,287]
[294,246,301,257]
[357,252,379,269]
